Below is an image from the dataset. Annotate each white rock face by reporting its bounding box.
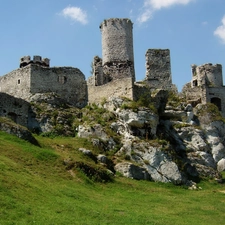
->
[117,109,159,137]
[114,162,150,180]
[177,126,209,152]
[203,121,225,163]
[138,146,182,184]
[78,124,108,141]
[217,158,225,172]
[116,139,182,184]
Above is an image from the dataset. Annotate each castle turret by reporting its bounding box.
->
[20,55,50,68]
[20,56,31,68]
[100,18,135,81]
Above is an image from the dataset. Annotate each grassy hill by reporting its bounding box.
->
[0,131,225,225]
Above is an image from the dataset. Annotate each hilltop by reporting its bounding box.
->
[1,93,225,224]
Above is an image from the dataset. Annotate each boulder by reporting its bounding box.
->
[0,118,39,146]
[117,109,158,138]
[78,148,93,156]
[217,158,225,172]
[114,162,151,180]
[97,154,108,164]
[138,146,182,184]
[78,124,108,141]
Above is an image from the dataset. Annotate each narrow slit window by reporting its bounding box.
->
[18,79,20,84]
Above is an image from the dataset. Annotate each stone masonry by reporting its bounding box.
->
[182,63,225,117]
[0,57,87,108]
[144,49,175,90]
[87,18,135,103]
[0,17,224,119]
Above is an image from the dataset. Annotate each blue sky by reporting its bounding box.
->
[0,0,225,91]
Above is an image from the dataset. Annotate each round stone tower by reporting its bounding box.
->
[195,63,223,87]
[100,18,135,81]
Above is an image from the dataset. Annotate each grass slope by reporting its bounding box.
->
[0,131,225,225]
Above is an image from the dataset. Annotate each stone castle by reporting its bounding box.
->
[0,17,225,122]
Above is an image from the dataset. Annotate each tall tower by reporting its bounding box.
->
[145,49,173,90]
[100,18,135,81]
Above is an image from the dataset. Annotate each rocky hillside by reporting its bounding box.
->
[1,90,225,187]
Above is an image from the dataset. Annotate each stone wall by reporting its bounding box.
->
[30,65,87,108]
[0,93,30,127]
[182,83,205,103]
[191,63,223,88]
[145,49,172,89]
[88,78,134,104]
[0,66,31,100]
[0,64,88,108]
[183,63,225,116]
[206,87,225,117]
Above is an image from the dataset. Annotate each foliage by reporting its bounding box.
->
[196,103,225,124]
[167,91,184,108]
[173,122,191,129]
[121,93,157,113]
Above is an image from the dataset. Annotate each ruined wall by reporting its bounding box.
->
[191,63,223,88]
[29,65,87,108]
[89,56,105,86]
[88,78,134,104]
[182,83,206,105]
[0,64,87,108]
[183,63,225,116]
[0,66,31,99]
[145,49,173,89]
[100,18,135,81]
[0,93,30,127]
[206,87,225,117]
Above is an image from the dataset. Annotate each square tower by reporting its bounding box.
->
[145,49,173,90]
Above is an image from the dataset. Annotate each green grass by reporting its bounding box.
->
[0,131,225,224]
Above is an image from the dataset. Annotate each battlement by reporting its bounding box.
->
[100,18,132,29]
[20,55,50,68]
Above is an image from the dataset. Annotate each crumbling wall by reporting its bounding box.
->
[30,65,87,108]
[182,83,205,106]
[145,49,173,89]
[89,56,106,86]
[191,63,223,88]
[88,78,134,104]
[183,63,225,116]
[206,87,225,116]
[0,93,30,127]
[0,66,31,100]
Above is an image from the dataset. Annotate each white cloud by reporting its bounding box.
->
[137,9,153,24]
[144,0,194,10]
[61,6,88,25]
[214,15,225,44]
[137,0,195,24]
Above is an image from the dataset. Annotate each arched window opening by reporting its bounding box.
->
[211,97,222,111]
[8,112,18,123]
[193,80,198,87]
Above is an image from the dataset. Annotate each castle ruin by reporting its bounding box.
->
[182,63,225,116]
[0,17,224,126]
[0,55,87,108]
[87,18,175,103]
